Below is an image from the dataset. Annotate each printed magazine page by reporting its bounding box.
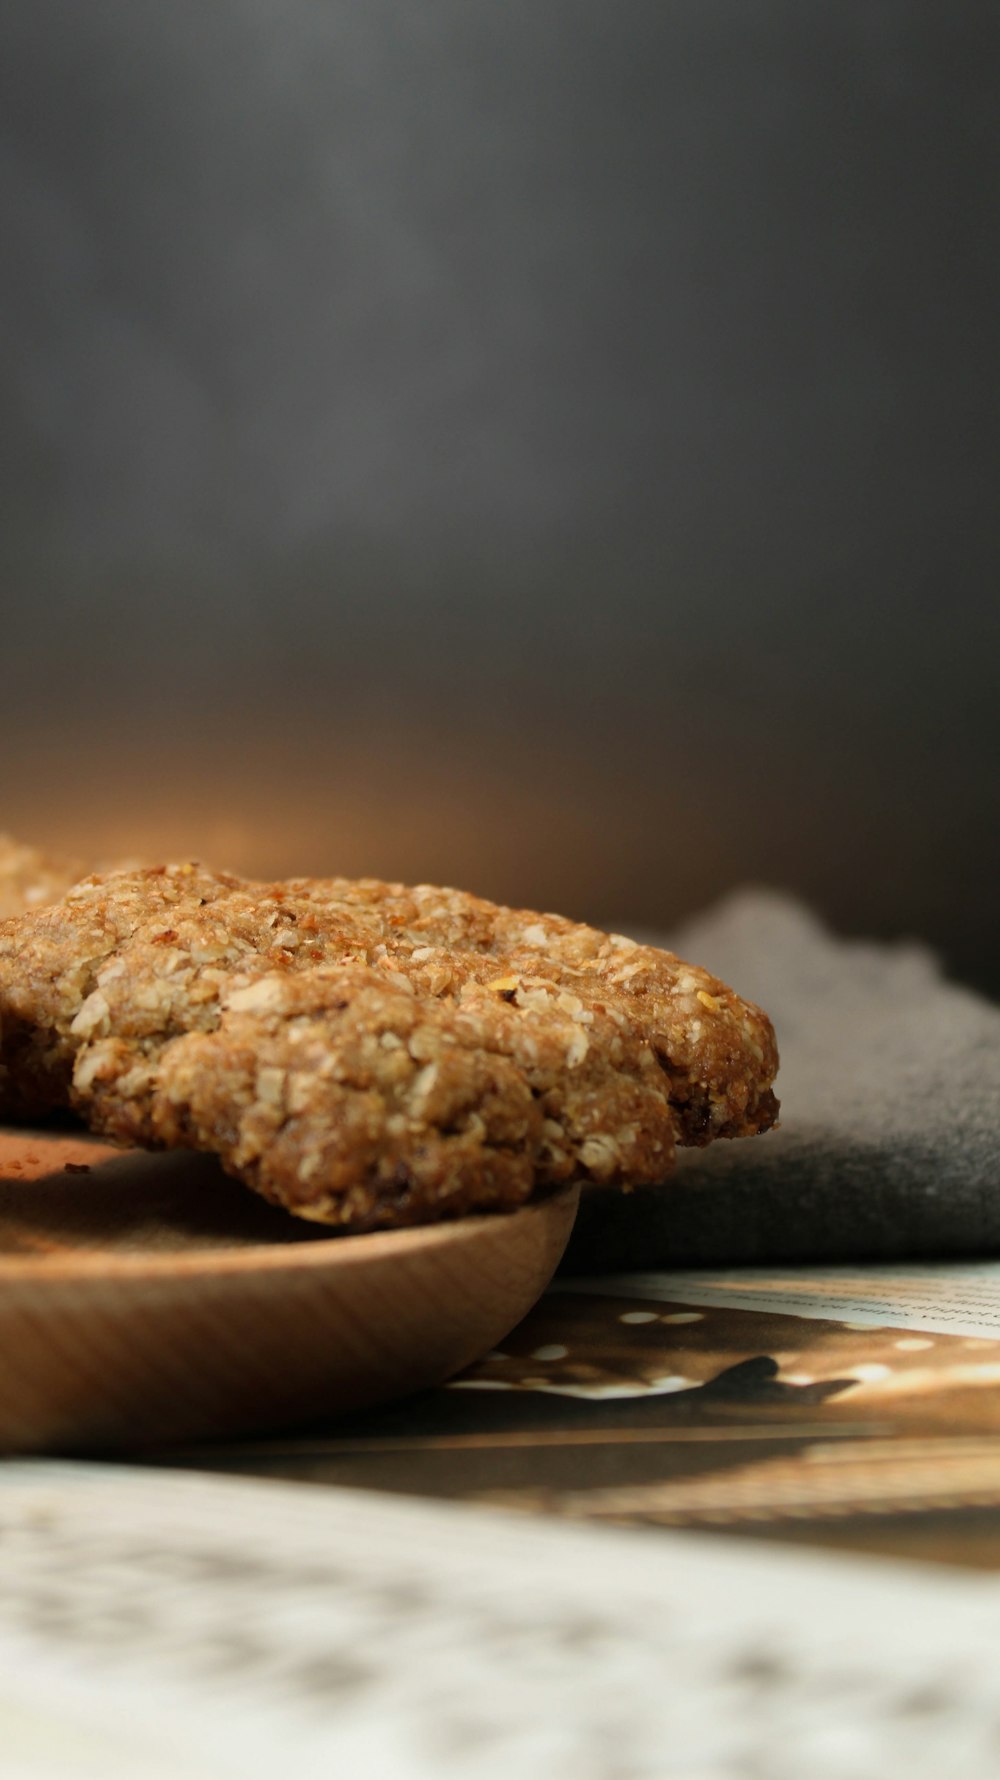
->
[4,1461,1000,1780]
[162,1264,1000,1570]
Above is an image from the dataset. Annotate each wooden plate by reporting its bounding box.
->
[0,1128,579,1455]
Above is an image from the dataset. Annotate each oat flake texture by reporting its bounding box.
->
[0,866,778,1230]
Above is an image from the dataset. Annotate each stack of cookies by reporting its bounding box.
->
[0,841,779,1232]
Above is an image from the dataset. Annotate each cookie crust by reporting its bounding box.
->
[0,866,779,1229]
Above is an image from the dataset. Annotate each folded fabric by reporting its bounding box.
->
[564,891,1000,1270]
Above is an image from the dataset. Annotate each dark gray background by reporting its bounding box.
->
[2,1,998,988]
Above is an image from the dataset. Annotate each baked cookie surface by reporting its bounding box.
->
[0,866,779,1229]
[0,834,87,920]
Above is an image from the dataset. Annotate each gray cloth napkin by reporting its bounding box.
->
[563,891,1000,1271]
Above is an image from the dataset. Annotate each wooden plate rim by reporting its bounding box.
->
[0,1182,581,1285]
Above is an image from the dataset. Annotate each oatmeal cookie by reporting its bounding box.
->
[0,866,779,1229]
[0,834,88,919]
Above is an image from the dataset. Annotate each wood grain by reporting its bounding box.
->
[0,1128,579,1455]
